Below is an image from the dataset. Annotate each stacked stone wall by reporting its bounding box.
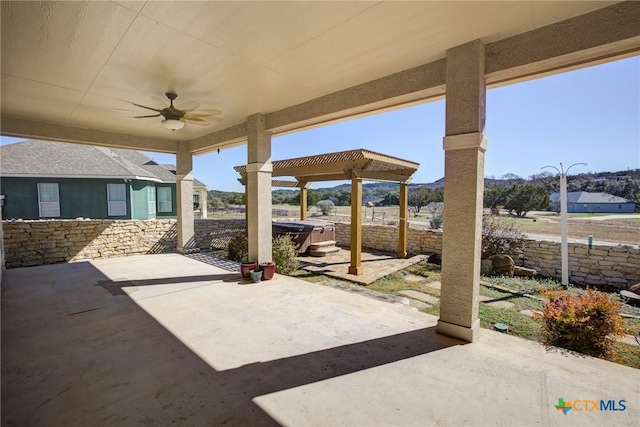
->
[1,219,245,268]
[334,222,442,255]
[334,221,638,289]
[523,240,639,288]
[3,219,638,288]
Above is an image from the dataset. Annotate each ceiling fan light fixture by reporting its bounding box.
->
[162,118,185,131]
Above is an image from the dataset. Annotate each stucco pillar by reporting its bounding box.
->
[176,144,197,254]
[200,188,208,218]
[437,40,487,343]
[398,181,408,259]
[299,182,310,221]
[349,171,363,275]
[246,113,273,263]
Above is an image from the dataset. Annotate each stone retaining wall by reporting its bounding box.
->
[523,240,639,288]
[2,219,638,288]
[335,222,443,255]
[334,221,639,289]
[1,219,245,268]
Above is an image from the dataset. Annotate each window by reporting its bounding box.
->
[148,186,156,215]
[37,183,60,217]
[157,187,172,213]
[107,184,127,216]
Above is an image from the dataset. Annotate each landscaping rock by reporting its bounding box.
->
[520,309,543,318]
[629,283,640,295]
[513,266,537,277]
[481,259,493,276]
[490,254,515,277]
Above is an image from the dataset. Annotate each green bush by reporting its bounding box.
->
[272,234,299,275]
[540,289,625,357]
[227,234,248,262]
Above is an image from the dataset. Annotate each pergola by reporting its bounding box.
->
[235,149,419,275]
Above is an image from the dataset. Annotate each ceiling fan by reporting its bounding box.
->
[128,91,223,130]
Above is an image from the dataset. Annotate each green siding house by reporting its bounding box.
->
[0,140,207,220]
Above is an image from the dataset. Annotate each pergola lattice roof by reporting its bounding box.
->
[235,148,419,186]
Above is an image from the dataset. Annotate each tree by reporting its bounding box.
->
[408,187,442,216]
[503,184,549,217]
[380,191,399,206]
[316,199,335,215]
[483,187,508,215]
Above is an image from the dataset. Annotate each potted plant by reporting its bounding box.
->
[259,262,276,280]
[249,269,263,283]
[240,262,258,279]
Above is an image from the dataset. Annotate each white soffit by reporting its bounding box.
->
[0,1,621,142]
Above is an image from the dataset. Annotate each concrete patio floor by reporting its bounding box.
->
[2,254,638,426]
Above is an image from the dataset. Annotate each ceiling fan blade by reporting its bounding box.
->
[150,96,168,109]
[190,108,222,115]
[176,100,200,112]
[134,114,162,118]
[183,116,207,122]
[182,117,210,127]
[132,103,163,113]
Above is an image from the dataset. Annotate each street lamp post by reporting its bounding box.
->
[541,162,587,285]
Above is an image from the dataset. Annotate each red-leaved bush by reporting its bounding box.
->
[540,289,625,357]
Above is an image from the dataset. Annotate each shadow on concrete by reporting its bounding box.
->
[1,260,462,425]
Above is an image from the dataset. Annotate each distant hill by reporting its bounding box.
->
[209,168,640,210]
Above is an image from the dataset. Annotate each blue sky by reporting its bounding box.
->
[2,56,638,192]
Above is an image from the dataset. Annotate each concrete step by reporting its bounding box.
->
[309,240,337,249]
[309,246,340,257]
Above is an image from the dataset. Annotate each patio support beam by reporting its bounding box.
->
[246,114,273,264]
[437,40,487,343]
[0,116,180,153]
[398,181,409,259]
[176,144,197,254]
[299,182,310,221]
[348,170,363,275]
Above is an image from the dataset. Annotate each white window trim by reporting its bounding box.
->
[148,186,156,216]
[107,183,127,216]
[157,187,172,213]
[37,183,60,218]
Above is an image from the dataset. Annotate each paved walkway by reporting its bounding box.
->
[299,247,428,285]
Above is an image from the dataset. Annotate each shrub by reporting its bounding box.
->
[540,289,625,357]
[227,234,248,262]
[481,216,525,259]
[430,214,443,229]
[316,199,335,216]
[272,235,299,275]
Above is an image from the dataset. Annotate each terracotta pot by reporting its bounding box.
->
[259,262,276,280]
[240,262,258,279]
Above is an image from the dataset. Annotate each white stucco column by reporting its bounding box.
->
[246,113,273,263]
[200,188,208,218]
[437,40,487,343]
[176,144,196,254]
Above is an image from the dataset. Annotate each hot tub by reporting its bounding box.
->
[272,220,336,254]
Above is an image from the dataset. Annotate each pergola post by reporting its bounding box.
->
[299,182,310,220]
[246,113,273,264]
[176,144,197,254]
[348,170,363,275]
[437,40,487,343]
[398,181,409,259]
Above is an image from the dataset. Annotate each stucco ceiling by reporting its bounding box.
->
[0,1,620,143]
